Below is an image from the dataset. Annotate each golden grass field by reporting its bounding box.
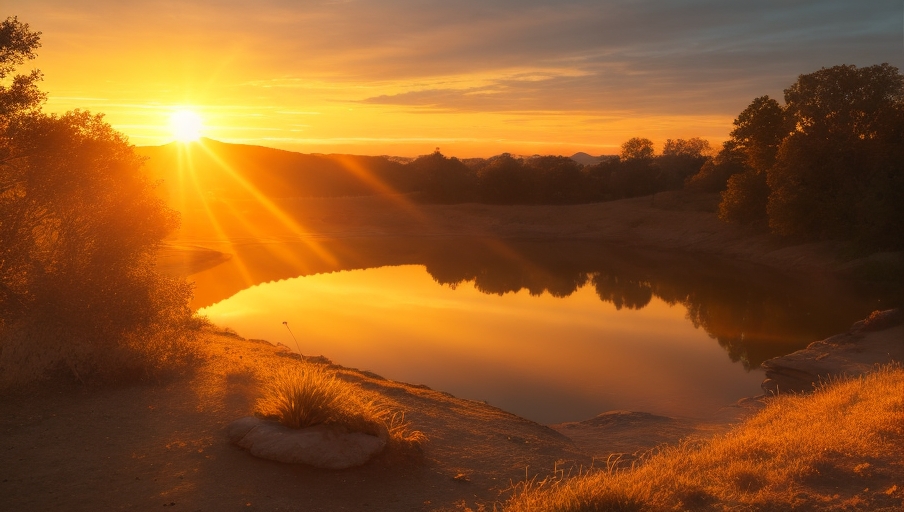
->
[499,365,903,511]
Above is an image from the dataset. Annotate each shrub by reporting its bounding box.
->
[718,169,769,225]
[0,19,198,387]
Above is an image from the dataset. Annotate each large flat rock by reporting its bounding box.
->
[227,416,386,469]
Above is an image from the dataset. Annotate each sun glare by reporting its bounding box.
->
[170,110,203,142]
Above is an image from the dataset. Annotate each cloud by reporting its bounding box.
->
[9,0,902,153]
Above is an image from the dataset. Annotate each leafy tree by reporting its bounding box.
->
[0,17,43,117]
[718,168,769,225]
[710,96,786,223]
[767,64,904,245]
[657,137,711,190]
[0,18,195,385]
[685,140,746,192]
[714,64,904,248]
[729,96,786,172]
[662,137,711,158]
[527,155,586,204]
[406,149,476,203]
[620,137,655,161]
[477,153,533,204]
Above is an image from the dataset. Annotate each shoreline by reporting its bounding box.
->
[1,310,900,510]
[3,195,899,509]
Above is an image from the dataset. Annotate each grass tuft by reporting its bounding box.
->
[254,363,426,449]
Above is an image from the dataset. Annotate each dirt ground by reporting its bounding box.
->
[0,329,750,511]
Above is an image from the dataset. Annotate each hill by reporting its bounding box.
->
[136,138,414,204]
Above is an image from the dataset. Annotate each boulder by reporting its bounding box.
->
[761,309,903,395]
[227,416,386,469]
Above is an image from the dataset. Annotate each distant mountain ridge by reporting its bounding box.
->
[570,152,617,166]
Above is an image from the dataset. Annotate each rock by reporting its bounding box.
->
[226,417,386,469]
[761,309,904,395]
[574,410,674,428]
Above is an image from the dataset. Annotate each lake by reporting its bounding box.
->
[188,236,890,424]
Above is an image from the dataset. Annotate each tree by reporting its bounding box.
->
[767,64,904,245]
[657,137,711,190]
[729,95,786,172]
[527,155,586,204]
[1,18,195,385]
[0,17,44,118]
[718,168,769,225]
[406,149,476,203]
[710,96,786,223]
[476,153,533,204]
[685,140,746,192]
[620,137,655,161]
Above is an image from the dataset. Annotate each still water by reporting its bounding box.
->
[189,237,888,424]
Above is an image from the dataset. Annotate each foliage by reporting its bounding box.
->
[0,17,44,118]
[0,18,196,386]
[407,149,477,203]
[729,95,787,172]
[685,140,746,192]
[620,137,655,161]
[714,64,904,249]
[718,169,769,225]
[502,365,904,511]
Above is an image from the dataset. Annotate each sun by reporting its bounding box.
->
[170,109,204,142]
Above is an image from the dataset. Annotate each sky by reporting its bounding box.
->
[6,0,903,157]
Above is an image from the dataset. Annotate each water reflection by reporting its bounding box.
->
[199,264,767,423]
[185,237,893,370]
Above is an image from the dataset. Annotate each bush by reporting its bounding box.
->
[718,170,769,225]
[0,19,197,387]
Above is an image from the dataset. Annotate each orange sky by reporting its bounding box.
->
[6,1,902,157]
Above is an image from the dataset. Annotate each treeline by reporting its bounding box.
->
[141,137,710,206]
[405,137,709,204]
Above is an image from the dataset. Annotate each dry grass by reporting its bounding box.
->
[502,365,904,512]
[255,363,426,448]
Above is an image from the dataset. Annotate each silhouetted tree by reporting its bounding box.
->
[714,96,787,224]
[406,150,476,203]
[729,96,786,172]
[477,153,533,204]
[612,138,658,197]
[767,64,904,245]
[656,137,711,190]
[685,140,746,192]
[718,169,770,225]
[0,17,43,118]
[528,155,586,204]
[620,137,655,161]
